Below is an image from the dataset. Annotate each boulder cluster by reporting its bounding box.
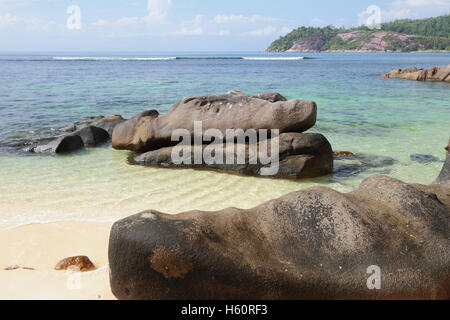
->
[23,115,125,154]
[112,91,334,179]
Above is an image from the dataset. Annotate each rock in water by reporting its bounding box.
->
[32,135,84,154]
[134,132,333,179]
[19,116,125,154]
[75,126,110,147]
[112,91,317,152]
[410,154,442,164]
[381,65,450,82]
[55,256,96,272]
[109,171,450,300]
[62,115,126,137]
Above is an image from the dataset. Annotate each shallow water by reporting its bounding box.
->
[0,52,448,228]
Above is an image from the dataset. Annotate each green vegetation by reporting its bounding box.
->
[267,15,450,52]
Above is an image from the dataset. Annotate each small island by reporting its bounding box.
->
[267,15,450,52]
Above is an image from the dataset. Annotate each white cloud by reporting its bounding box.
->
[242,26,278,37]
[92,0,172,29]
[92,16,141,27]
[381,8,413,21]
[392,0,450,7]
[0,0,34,8]
[147,0,172,21]
[0,13,58,30]
[280,26,293,35]
[208,29,230,36]
[173,14,204,35]
[210,14,279,24]
[0,13,22,28]
[175,26,203,35]
[376,0,450,22]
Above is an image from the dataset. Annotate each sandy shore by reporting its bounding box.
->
[0,221,115,300]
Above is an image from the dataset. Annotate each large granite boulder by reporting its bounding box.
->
[109,162,450,300]
[381,65,450,82]
[112,91,317,153]
[134,132,333,179]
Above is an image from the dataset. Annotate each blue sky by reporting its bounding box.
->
[1,0,449,51]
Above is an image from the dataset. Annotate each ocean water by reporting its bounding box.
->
[0,52,449,229]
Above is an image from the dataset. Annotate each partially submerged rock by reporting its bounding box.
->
[109,168,449,299]
[381,65,450,82]
[55,256,96,272]
[24,115,125,154]
[31,135,84,154]
[62,115,126,137]
[333,152,396,177]
[410,154,443,164]
[134,132,333,179]
[76,126,110,147]
[112,91,317,153]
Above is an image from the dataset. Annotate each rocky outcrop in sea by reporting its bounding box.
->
[114,91,333,179]
[381,65,450,82]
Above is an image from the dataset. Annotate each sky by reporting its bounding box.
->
[0,0,449,51]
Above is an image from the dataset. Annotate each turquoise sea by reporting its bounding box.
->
[0,52,449,229]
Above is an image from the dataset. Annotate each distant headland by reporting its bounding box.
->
[267,15,450,53]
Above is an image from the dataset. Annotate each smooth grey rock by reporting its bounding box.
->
[32,135,84,154]
[112,91,317,152]
[63,115,126,137]
[75,126,110,147]
[109,174,449,300]
[134,132,333,179]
